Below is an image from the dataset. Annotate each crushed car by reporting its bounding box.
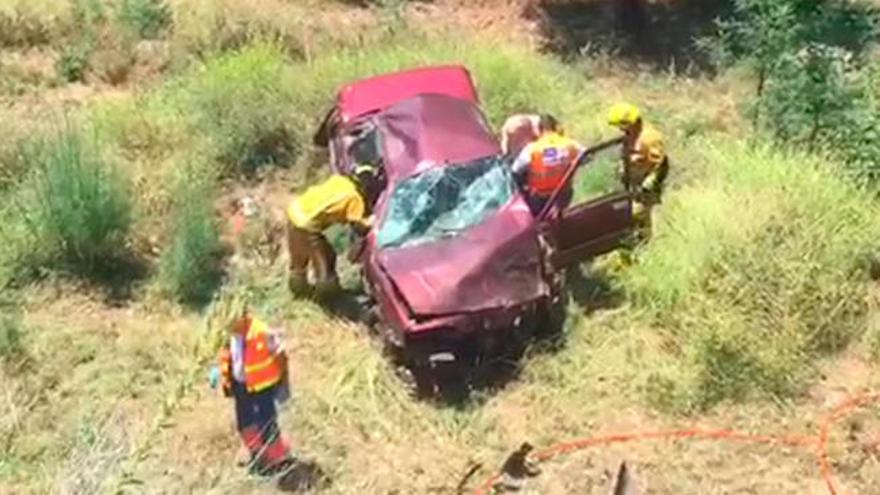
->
[314,65,634,397]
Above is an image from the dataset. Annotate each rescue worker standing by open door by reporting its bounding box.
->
[607,102,669,245]
[210,299,295,477]
[511,114,586,216]
[285,166,380,298]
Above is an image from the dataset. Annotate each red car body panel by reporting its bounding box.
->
[376,199,547,320]
[337,65,479,125]
[364,94,547,323]
[373,94,500,182]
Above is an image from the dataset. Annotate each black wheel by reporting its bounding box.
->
[395,363,435,399]
[433,361,470,403]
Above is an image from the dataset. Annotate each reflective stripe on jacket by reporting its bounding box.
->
[286,175,368,232]
[526,133,581,197]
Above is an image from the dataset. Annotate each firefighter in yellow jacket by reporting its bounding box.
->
[211,302,294,476]
[285,165,381,297]
[606,102,669,240]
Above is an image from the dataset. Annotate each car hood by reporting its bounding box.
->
[376,197,547,318]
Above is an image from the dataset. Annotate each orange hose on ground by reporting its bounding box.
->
[474,392,880,495]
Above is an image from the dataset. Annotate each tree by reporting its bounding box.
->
[703,0,803,97]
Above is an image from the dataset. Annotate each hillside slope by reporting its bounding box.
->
[2,1,880,494]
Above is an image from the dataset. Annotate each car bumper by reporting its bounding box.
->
[400,298,550,360]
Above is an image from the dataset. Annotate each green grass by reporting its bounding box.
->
[12,125,133,275]
[623,138,880,412]
[159,42,299,175]
[158,156,223,306]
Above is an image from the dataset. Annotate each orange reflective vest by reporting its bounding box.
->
[527,133,580,197]
[218,318,283,394]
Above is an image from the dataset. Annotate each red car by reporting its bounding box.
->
[314,65,634,397]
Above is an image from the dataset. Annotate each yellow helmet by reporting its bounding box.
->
[607,102,641,128]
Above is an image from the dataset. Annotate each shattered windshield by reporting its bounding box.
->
[377,155,515,250]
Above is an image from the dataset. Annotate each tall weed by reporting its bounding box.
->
[15,126,133,274]
[158,157,223,306]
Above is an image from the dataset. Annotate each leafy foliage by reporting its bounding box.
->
[116,0,172,40]
[57,45,90,82]
[703,0,880,183]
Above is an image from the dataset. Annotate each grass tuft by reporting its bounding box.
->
[158,156,223,306]
[14,125,133,275]
[116,0,172,40]
[162,42,298,176]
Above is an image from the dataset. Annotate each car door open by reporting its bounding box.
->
[539,139,635,270]
[544,190,634,269]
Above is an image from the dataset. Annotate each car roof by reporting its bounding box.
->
[374,93,501,183]
[337,65,479,124]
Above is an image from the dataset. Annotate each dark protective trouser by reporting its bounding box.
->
[619,157,670,265]
[233,382,292,475]
[286,223,339,297]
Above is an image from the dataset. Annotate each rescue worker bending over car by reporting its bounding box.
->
[285,165,381,298]
[511,114,586,216]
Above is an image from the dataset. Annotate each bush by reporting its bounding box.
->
[116,0,172,40]
[158,158,223,306]
[15,126,133,273]
[162,43,298,175]
[57,45,90,83]
[755,44,860,147]
[703,0,880,183]
[626,139,879,411]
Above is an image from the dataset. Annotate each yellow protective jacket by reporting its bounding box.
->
[623,123,667,192]
[286,175,371,232]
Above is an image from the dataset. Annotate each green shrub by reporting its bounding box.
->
[626,139,879,411]
[755,43,860,149]
[116,0,172,40]
[57,45,90,83]
[703,0,880,183]
[162,43,298,175]
[15,126,133,273]
[158,159,223,306]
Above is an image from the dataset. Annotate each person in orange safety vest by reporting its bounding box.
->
[211,303,295,477]
[511,114,586,216]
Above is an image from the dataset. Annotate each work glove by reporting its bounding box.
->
[208,365,221,390]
